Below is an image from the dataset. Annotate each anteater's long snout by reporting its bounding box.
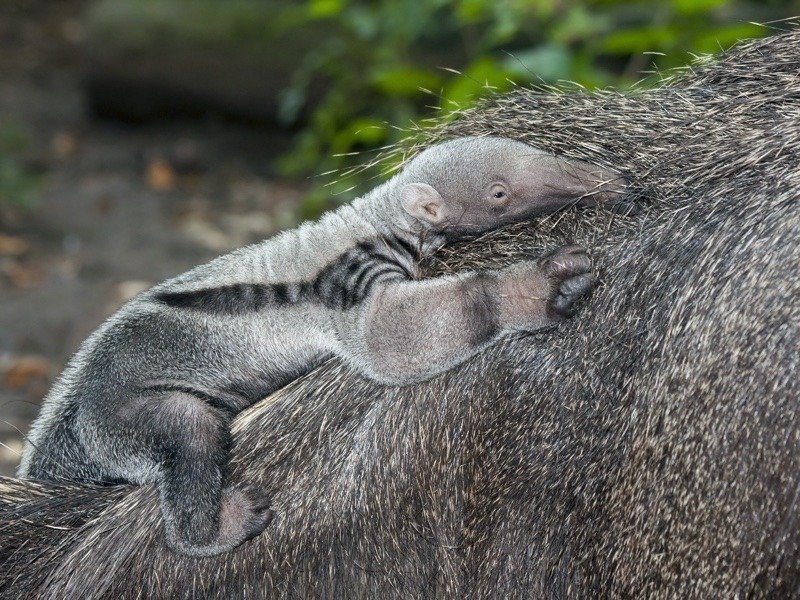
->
[556,157,629,208]
[519,151,630,214]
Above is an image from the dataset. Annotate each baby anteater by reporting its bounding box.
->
[18,136,621,556]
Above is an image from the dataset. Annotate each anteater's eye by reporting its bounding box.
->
[489,183,509,202]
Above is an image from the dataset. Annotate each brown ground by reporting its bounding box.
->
[0,1,306,475]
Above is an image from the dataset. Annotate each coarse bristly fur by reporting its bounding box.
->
[1,24,799,599]
[14,135,617,558]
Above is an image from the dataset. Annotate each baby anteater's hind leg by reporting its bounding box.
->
[111,390,273,556]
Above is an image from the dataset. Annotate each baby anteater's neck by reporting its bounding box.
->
[346,178,443,257]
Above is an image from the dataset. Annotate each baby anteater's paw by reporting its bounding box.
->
[167,485,274,557]
[542,245,595,319]
[220,485,274,545]
[496,245,594,332]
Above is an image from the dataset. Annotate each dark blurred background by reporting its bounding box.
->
[1,0,798,475]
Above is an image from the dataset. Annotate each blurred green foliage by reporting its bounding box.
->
[276,0,799,212]
[9,0,799,215]
[0,123,37,208]
[88,0,308,52]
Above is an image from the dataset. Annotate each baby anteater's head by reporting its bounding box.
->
[396,136,625,240]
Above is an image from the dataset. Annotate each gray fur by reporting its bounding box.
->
[16,136,616,556]
[1,26,797,599]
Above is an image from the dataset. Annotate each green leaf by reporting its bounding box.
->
[307,0,344,19]
[672,0,727,16]
[693,23,767,53]
[456,0,490,23]
[602,25,678,54]
[344,5,380,39]
[503,43,572,82]
[330,118,388,155]
[550,6,608,44]
[441,57,515,111]
[371,66,443,96]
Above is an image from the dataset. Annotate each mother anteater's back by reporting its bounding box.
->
[1,26,798,599]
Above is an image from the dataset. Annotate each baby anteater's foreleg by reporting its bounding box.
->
[333,245,594,385]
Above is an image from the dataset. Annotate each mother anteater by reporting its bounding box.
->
[1,26,798,599]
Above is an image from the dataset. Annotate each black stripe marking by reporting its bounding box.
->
[154,283,299,314]
[155,234,417,314]
[351,260,383,297]
[375,239,415,279]
[354,265,398,303]
[465,272,501,346]
[273,283,290,304]
[312,236,415,310]
[382,234,417,261]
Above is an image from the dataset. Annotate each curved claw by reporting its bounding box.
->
[550,273,596,318]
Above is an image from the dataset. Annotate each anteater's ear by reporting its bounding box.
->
[400,183,446,225]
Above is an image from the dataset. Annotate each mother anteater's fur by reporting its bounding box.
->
[1,27,798,599]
